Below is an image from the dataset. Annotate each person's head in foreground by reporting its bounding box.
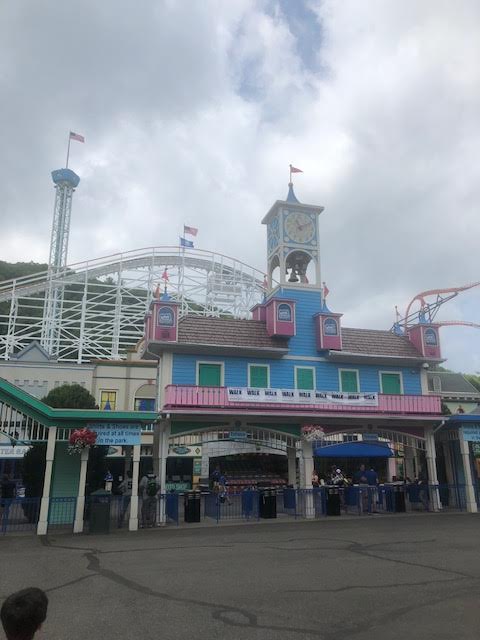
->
[1,588,48,640]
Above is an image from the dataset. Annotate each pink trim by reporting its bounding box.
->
[164,385,441,415]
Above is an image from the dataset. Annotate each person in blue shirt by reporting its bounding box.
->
[365,467,378,486]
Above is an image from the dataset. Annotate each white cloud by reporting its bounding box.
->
[1,0,479,370]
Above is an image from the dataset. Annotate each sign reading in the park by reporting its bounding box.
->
[227,388,378,407]
[88,424,142,446]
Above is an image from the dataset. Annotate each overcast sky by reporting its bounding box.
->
[1,1,479,373]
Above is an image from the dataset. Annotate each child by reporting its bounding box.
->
[1,588,48,640]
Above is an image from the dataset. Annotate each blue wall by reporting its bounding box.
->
[171,287,422,394]
[172,353,422,394]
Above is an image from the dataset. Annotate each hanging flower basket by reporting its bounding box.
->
[68,428,97,455]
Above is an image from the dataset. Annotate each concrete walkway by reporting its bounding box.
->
[1,513,479,639]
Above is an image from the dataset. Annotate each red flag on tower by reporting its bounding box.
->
[323,282,330,298]
[289,165,303,173]
[161,268,169,282]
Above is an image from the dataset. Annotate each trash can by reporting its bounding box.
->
[184,491,201,523]
[89,490,111,534]
[326,487,341,516]
[259,487,277,519]
[394,485,406,512]
[283,486,296,510]
[242,489,255,517]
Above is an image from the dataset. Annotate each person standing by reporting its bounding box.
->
[0,474,16,526]
[117,471,133,527]
[217,473,231,506]
[139,472,159,527]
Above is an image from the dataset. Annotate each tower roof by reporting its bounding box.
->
[51,168,80,188]
[286,183,300,203]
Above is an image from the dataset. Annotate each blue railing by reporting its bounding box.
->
[47,497,77,530]
[0,498,41,534]
[0,484,471,535]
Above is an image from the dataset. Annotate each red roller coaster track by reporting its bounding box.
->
[392,281,480,333]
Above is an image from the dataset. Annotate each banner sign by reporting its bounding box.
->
[227,388,378,407]
[88,424,142,446]
[462,425,480,442]
[168,445,202,457]
[0,445,31,458]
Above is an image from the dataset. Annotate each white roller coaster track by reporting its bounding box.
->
[0,246,267,363]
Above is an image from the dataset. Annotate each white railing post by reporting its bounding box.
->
[129,444,141,531]
[73,448,89,533]
[37,426,57,536]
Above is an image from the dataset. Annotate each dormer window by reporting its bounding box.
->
[277,303,292,322]
[424,328,438,346]
[324,318,338,336]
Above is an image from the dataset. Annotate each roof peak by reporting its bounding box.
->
[286,182,300,203]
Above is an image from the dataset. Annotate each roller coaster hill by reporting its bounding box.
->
[0,246,267,363]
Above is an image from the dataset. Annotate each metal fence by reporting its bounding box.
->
[0,498,40,534]
[47,497,77,531]
[0,484,471,535]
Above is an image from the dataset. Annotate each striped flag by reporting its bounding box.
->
[184,225,198,237]
[69,131,85,143]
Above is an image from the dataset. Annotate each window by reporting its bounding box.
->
[339,369,359,393]
[295,367,315,390]
[424,328,438,346]
[197,363,223,387]
[135,398,156,411]
[324,318,338,336]
[277,303,292,322]
[100,390,117,410]
[432,375,442,393]
[380,372,403,395]
[249,364,269,388]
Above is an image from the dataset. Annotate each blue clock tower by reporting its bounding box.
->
[262,183,324,292]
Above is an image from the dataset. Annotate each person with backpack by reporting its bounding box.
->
[139,472,159,527]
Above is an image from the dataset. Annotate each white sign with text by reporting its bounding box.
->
[227,388,378,406]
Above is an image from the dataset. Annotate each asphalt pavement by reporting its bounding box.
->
[1,513,480,640]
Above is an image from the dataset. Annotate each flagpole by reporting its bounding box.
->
[66,133,71,169]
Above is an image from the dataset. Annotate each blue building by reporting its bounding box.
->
[142,182,476,512]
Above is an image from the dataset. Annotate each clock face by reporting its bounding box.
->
[284,212,315,244]
[268,217,280,252]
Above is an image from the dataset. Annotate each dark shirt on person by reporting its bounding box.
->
[1,480,16,499]
[365,469,378,486]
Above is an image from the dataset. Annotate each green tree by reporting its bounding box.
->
[465,375,480,392]
[41,384,97,409]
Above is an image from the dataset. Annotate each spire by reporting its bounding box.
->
[286,182,300,203]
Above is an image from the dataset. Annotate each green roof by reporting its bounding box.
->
[0,377,158,429]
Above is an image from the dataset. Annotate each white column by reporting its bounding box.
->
[129,444,141,531]
[153,419,170,525]
[459,432,478,513]
[287,446,297,487]
[301,439,314,519]
[37,426,57,535]
[73,448,89,533]
[425,427,441,511]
